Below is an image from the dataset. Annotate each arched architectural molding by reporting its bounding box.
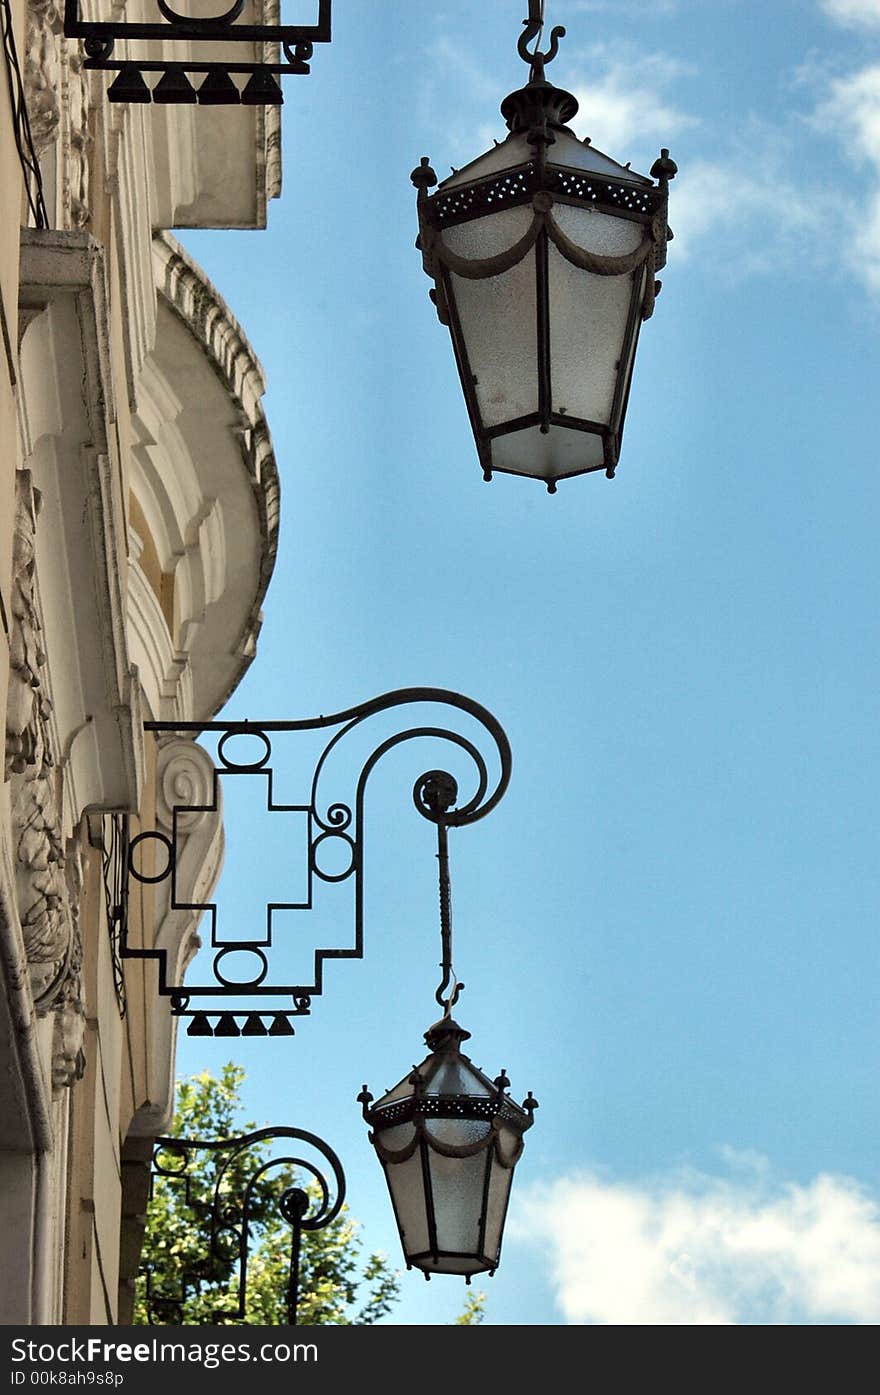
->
[128,233,280,722]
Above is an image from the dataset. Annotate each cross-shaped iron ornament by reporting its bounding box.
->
[63,0,332,106]
[116,689,512,1038]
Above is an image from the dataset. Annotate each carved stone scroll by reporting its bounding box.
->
[24,0,62,158]
[6,471,49,779]
[4,472,85,1088]
[23,0,93,229]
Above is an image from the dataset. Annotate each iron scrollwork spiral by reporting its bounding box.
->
[143,1127,345,1326]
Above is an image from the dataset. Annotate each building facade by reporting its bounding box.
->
[0,0,282,1323]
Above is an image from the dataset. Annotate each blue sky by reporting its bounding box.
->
[174,0,880,1324]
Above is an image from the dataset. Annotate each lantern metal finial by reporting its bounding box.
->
[423,1014,471,1052]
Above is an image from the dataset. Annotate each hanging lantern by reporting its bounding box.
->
[358,772,537,1278]
[413,2,676,492]
[359,1017,537,1279]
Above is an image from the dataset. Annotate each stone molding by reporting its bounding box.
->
[4,471,86,1090]
[18,228,143,825]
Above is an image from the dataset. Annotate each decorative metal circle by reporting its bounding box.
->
[311,830,356,883]
[283,40,313,62]
[217,728,271,771]
[274,1163,334,1232]
[84,36,114,60]
[213,1223,239,1263]
[414,769,458,820]
[153,1143,189,1176]
[533,190,554,213]
[218,1199,242,1227]
[280,1187,310,1223]
[129,831,173,884]
[213,946,269,989]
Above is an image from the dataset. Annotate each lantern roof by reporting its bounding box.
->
[439,127,654,198]
[364,1015,537,1136]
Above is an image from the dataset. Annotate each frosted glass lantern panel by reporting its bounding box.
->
[549,130,653,185]
[377,1121,417,1153]
[552,201,646,258]
[441,205,534,261]
[385,1154,430,1258]
[377,1076,418,1106]
[440,133,534,190]
[425,1056,481,1096]
[483,1161,514,1261]
[447,256,538,428]
[492,423,606,479]
[424,1115,492,1150]
[548,250,639,424]
[427,1149,489,1255]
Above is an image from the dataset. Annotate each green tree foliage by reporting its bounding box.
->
[133,1064,399,1326]
[454,1290,487,1325]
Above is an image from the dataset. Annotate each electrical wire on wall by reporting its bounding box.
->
[1,0,49,229]
[101,814,129,1018]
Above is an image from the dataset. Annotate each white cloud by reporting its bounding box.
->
[813,65,880,289]
[818,64,880,166]
[820,0,880,27]
[564,47,696,159]
[513,1155,880,1324]
[666,153,822,270]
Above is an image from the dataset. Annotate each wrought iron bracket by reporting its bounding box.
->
[118,688,511,1038]
[63,0,332,106]
[142,1125,344,1325]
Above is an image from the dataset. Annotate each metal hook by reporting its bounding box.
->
[517,6,566,83]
